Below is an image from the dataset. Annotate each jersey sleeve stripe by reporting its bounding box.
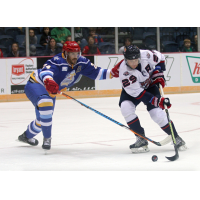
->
[39,71,54,82]
[106,69,111,79]
[102,69,107,79]
[98,69,109,80]
[96,69,104,80]
[99,69,105,80]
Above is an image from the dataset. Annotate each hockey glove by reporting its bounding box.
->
[150,96,171,110]
[150,67,165,88]
[110,59,124,78]
[44,78,59,94]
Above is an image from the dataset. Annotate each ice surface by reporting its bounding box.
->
[0,93,200,171]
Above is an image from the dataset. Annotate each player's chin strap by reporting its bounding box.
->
[58,91,172,147]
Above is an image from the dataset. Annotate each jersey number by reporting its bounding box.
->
[150,50,159,62]
[145,64,151,73]
[122,75,137,88]
[153,54,158,62]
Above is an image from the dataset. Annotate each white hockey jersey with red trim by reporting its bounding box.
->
[119,50,165,98]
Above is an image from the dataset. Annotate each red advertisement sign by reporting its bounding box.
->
[12,64,25,76]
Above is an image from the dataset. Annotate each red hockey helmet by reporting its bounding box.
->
[62,41,81,52]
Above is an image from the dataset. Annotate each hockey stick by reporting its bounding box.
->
[159,84,179,161]
[58,91,171,146]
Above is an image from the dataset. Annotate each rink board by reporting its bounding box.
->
[1,52,200,102]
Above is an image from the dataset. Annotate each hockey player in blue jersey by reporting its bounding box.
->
[18,41,114,150]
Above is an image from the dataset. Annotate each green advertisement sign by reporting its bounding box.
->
[186,56,200,83]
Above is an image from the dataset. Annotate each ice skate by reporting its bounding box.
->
[130,135,149,153]
[42,137,51,150]
[18,131,39,146]
[175,135,187,150]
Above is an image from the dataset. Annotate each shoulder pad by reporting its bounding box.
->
[79,56,88,61]
[53,56,60,61]
[140,50,150,59]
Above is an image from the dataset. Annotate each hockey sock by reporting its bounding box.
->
[26,119,42,138]
[37,97,54,138]
[127,117,145,136]
[161,121,178,137]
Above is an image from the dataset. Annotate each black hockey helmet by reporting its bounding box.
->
[123,45,140,60]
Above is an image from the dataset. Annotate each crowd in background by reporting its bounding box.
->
[0,27,198,58]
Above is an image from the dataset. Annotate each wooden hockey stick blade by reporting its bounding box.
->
[166,145,179,161]
[59,91,172,146]
[159,135,172,146]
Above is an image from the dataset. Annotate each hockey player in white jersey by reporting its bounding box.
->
[111,45,187,153]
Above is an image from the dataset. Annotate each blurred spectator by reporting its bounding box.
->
[66,35,72,41]
[118,37,132,54]
[75,27,88,49]
[45,38,61,56]
[7,42,23,57]
[30,45,37,56]
[0,49,3,57]
[193,35,198,51]
[18,27,24,34]
[75,37,81,47]
[96,27,115,35]
[40,27,51,47]
[22,29,37,46]
[82,36,101,55]
[89,28,104,45]
[51,27,71,47]
[75,27,88,39]
[181,39,194,52]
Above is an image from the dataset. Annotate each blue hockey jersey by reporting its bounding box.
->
[30,53,111,91]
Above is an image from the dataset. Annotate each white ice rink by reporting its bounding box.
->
[1,93,200,199]
[0,92,200,171]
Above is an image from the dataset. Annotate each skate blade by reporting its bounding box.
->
[43,148,51,155]
[16,139,25,143]
[178,145,187,151]
[130,146,150,153]
[44,150,48,155]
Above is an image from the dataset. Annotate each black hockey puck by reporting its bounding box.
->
[152,155,158,162]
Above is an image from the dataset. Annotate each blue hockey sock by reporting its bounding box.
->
[37,97,54,138]
[26,119,42,138]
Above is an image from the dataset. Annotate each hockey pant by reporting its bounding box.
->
[119,87,178,137]
[24,81,56,139]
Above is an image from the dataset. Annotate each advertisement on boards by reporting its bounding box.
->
[163,53,181,87]
[95,54,181,90]
[95,55,124,90]
[6,57,37,94]
[184,53,200,86]
[0,59,7,94]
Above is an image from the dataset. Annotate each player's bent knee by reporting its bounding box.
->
[148,108,168,127]
[37,95,54,109]
[121,100,137,122]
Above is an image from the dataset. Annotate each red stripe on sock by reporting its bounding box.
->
[162,124,169,130]
[128,118,139,126]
